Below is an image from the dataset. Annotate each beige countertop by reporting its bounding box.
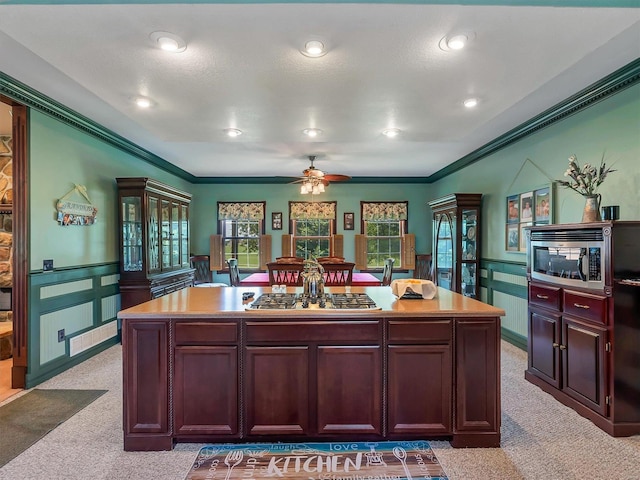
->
[118,286,505,319]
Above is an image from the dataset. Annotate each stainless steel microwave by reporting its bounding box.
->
[529,228,605,290]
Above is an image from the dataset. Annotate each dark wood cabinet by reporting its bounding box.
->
[428,193,482,298]
[117,178,194,309]
[526,222,640,437]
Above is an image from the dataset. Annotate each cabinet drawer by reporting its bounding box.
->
[246,321,380,343]
[563,290,607,324]
[529,283,561,310]
[175,322,238,345]
[388,320,452,343]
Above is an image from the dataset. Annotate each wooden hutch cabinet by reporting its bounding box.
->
[525,221,640,436]
[117,178,194,309]
[428,193,482,298]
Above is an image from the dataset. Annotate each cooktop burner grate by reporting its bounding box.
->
[248,293,379,310]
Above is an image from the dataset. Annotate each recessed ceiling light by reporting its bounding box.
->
[463,98,479,108]
[149,31,187,53]
[134,96,153,108]
[382,128,401,138]
[447,35,468,50]
[224,128,243,137]
[301,40,327,58]
[303,128,322,138]
[438,32,474,52]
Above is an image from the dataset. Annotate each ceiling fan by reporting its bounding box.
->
[293,156,351,195]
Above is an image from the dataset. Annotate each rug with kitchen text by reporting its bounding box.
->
[184,441,448,480]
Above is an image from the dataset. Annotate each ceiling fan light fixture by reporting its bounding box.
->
[303,128,322,138]
[382,128,401,138]
[149,31,187,53]
[224,128,243,137]
[301,40,326,57]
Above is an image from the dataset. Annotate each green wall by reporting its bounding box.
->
[29,110,191,271]
[429,83,640,262]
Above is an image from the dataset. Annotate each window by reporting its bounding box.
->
[217,202,265,269]
[356,201,414,270]
[289,201,337,259]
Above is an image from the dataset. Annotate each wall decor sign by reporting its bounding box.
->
[505,184,553,252]
[56,184,98,226]
[271,212,283,230]
[344,212,354,230]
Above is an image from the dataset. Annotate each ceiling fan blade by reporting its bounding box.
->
[323,173,351,182]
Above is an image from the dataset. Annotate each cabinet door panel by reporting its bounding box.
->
[317,346,381,435]
[528,307,561,388]
[455,319,499,433]
[245,347,309,436]
[174,346,238,436]
[388,345,451,434]
[562,316,607,416]
[123,321,168,434]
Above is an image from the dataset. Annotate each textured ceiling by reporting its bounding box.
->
[0,2,639,179]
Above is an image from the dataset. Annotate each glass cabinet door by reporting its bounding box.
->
[148,197,160,272]
[462,208,478,298]
[171,201,180,267]
[121,196,143,272]
[435,213,454,291]
[180,204,189,268]
[161,199,171,270]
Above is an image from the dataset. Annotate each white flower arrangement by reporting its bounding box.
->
[556,153,615,197]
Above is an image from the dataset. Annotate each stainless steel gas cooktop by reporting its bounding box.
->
[247,293,380,310]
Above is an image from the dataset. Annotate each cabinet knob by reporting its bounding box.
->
[573,303,590,309]
[559,344,567,350]
[536,294,549,299]
[552,343,560,348]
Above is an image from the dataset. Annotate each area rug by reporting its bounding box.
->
[0,388,107,468]
[185,441,448,480]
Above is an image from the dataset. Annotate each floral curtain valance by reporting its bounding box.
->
[218,202,265,220]
[290,202,336,220]
[362,202,408,221]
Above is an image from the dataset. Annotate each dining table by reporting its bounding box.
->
[240,271,381,287]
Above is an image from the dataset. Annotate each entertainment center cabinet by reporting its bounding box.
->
[525,221,640,436]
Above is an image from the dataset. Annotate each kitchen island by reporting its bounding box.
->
[119,286,504,451]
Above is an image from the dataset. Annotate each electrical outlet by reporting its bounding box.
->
[58,329,65,342]
[43,259,54,271]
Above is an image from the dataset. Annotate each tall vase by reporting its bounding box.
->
[581,194,602,223]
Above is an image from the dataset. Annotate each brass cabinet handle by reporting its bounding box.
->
[552,343,560,348]
[573,303,590,309]
[559,345,567,350]
[536,294,549,299]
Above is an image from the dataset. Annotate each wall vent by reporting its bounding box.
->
[69,321,117,357]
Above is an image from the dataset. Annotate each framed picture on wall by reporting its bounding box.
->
[520,222,532,252]
[272,212,282,230]
[506,224,519,251]
[344,212,354,230]
[534,186,551,224]
[507,194,520,224]
[519,191,534,223]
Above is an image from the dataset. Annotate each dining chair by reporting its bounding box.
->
[227,258,241,286]
[321,262,355,286]
[190,255,228,287]
[275,256,305,263]
[414,254,433,280]
[381,257,395,286]
[316,256,346,263]
[267,262,304,286]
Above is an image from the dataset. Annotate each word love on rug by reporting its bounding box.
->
[185,441,448,480]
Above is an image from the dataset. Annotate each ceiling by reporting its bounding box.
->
[0,1,639,181]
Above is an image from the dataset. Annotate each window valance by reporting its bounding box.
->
[218,202,265,220]
[361,201,408,221]
[290,201,336,220]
